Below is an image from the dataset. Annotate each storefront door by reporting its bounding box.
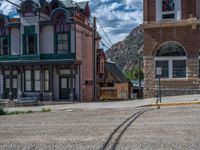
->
[59,77,70,100]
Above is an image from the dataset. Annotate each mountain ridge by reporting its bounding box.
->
[105,26,144,72]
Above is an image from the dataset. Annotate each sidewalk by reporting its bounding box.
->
[3,94,200,113]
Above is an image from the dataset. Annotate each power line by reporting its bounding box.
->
[101,37,112,48]
[96,18,113,46]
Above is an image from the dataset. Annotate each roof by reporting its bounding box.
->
[57,0,74,8]
[76,1,88,10]
[105,61,129,83]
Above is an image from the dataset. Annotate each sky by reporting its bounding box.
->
[0,0,143,48]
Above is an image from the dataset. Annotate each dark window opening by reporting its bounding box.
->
[0,37,9,55]
[24,35,36,55]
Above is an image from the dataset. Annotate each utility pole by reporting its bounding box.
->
[93,17,97,101]
[138,55,142,99]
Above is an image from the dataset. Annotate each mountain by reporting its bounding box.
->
[105,26,144,72]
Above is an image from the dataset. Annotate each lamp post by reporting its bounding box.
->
[138,55,142,99]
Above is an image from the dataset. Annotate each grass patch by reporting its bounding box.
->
[6,110,33,115]
[0,108,33,116]
[41,108,51,113]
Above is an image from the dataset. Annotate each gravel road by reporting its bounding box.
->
[0,106,200,150]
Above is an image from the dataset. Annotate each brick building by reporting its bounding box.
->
[141,0,200,98]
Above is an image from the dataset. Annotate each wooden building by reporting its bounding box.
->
[0,0,97,101]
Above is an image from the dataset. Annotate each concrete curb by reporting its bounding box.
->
[143,100,200,107]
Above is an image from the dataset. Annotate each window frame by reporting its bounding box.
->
[0,35,9,56]
[24,69,40,92]
[44,69,50,92]
[55,32,70,54]
[162,0,175,20]
[23,26,37,55]
[155,56,187,79]
[24,70,32,92]
[23,34,37,55]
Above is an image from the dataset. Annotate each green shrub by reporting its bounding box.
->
[41,108,51,113]
[6,110,33,115]
[0,107,6,115]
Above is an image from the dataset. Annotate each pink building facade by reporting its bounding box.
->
[0,0,97,101]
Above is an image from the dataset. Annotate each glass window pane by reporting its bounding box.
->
[13,70,18,75]
[57,33,68,53]
[34,70,40,80]
[34,81,40,91]
[6,79,9,88]
[156,60,169,78]
[5,70,10,75]
[61,78,67,88]
[13,79,17,89]
[25,35,35,54]
[26,81,31,91]
[60,69,70,75]
[173,60,186,78]
[44,70,49,80]
[25,70,31,80]
[45,81,49,91]
[162,0,175,12]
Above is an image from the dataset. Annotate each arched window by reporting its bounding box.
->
[155,41,186,78]
[51,8,71,54]
[21,0,39,17]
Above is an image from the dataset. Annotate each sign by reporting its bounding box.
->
[156,67,162,76]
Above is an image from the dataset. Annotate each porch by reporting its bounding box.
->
[0,63,80,102]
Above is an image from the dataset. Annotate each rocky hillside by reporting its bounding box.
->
[105,26,144,71]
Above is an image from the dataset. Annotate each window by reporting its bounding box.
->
[34,70,40,91]
[56,33,69,53]
[155,41,186,79]
[25,70,31,91]
[173,60,186,78]
[25,35,35,54]
[162,0,175,19]
[199,53,200,78]
[23,26,37,55]
[0,36,9,55]
[100,59,104,74]
[44,70,50,92]
[24,69,40,92]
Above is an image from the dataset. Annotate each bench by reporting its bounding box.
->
[15,96,38,107]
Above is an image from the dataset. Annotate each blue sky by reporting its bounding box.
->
[0,0,143,47]
[88,0,143,47]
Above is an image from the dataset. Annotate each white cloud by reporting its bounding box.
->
[90,0,143,48]
[0,0,143,49]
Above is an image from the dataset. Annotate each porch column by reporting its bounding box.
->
[69,65,74,101]
[49,65,53,101]
[9,67,13,100]
[1,69,5,98]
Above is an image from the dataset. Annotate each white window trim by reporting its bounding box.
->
[155,56,187,79]
[156,0,181,21]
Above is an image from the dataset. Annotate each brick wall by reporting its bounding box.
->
[144,0,197,22]
[143,26,200,98]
